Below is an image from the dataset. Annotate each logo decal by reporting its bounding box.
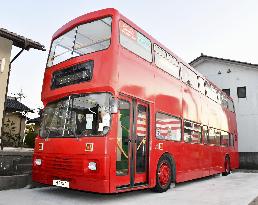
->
[85,143,94,152]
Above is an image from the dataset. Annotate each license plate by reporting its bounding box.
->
[53,180,69,188]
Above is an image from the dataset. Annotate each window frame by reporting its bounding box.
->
[46,16,113,68]
[183,120,202,144]
[237,86,246,98]
[220,130,230,147]
[153,43,180,79]
[202,125,209,144]
[180,63,199,90]
[207,127,217,145]
[40,92,113,138]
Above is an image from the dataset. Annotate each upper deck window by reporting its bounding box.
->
[154,44,180,79]
[119,21,152,62]
[47,17,112,67]
[180,63,198,90]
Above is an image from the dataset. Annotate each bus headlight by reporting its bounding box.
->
[35,158,42,166]
[88,162,97,171]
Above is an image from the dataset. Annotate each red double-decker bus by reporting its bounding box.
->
[32,8,239,193]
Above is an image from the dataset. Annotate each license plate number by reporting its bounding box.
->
[53,180,69,188]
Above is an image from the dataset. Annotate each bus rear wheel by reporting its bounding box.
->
[153,156,173,193]
[222,157,231,176]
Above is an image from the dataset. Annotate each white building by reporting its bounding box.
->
[190,54,258,168]
[0,28,45,149]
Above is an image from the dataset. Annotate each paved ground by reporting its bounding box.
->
[0,172,258,205]
[1,147,33,152]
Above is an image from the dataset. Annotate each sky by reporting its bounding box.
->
[1,0,258,118]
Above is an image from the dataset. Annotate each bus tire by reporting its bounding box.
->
[152,155,173,193]
[222,156,231,176]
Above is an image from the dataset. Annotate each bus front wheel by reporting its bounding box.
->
[153,156,173,192]
[222,156,231,176]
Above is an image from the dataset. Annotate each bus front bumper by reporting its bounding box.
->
[32,171,110,193]
[32,154,110,193]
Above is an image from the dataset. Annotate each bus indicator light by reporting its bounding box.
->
[39,143,44,151]
[85,143,94,152]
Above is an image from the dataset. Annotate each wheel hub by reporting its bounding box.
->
[158,162,170,187]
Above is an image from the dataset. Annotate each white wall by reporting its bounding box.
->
[193,60,258,152]
[0,37,12,137]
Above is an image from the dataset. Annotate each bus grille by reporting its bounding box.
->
[42,155,83,176]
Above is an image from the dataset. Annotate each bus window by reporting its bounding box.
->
[208,128,216,144]
[47,17,112,67]
[116,100,130,175]
[180,63,198,90]
[153,44,180,79]
[208,85,218,102]
[136,105,147,173]
[198,76,206,95]
[40,93,112,138]
[221,131,229,146]
[228,99,235,112]
[203,125,209,144]
[221,95,229,109]
[192,123,202,143]
[119,21,152,62]
[156,113,181,141]
[183,120,202,143]
[229,134,234,147]
[217,91,222,104]
[214,129,221,145]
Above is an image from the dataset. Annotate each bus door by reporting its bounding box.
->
[116,96,149,189]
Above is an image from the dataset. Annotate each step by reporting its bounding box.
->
[18,157,32,164]
[16,164,32,173]
[0,174,31,191]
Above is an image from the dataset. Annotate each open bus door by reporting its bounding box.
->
[115,95,149,189]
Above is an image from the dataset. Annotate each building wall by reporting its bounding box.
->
[0,37,12,139]
[3,112,26,138]
[193,60,258,153]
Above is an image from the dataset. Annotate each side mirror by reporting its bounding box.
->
[110,97,118,114]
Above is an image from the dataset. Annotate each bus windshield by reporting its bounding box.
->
[47,17,112,67]
[40,93,112,138]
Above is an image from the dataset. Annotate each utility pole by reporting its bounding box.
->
[12,89,25,102]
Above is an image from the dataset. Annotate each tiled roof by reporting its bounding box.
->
[0,28,45,51]
[5,97,32,113]
[190,53,258,68]
[27,117,41,124]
